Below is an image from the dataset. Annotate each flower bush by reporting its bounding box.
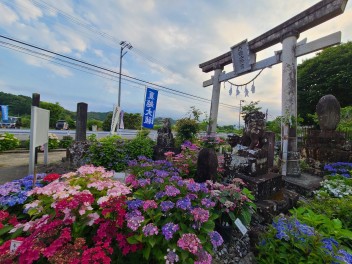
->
[257,216,352,264]
[85,135,128,172]
[59,135,74,149]
[164,141,200,178]
[48,133,60,150]
[0,165,141,264]
[0,132,20,151]
[324,162,352,178]
[198,135,225,149]
[207,178,256,227]
[314,175,352,198]
[125,157,222,263]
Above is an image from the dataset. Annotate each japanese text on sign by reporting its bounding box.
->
[230,40,252,74]
[142,88,158,129]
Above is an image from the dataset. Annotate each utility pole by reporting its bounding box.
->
[238,100,245,129]
[118,41,133,107]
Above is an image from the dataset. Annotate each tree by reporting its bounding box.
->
[298,42,352,125]
[123,113,142,129]
[102,112,113,131]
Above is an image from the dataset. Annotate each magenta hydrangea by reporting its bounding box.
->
[177,233,201,254]
[191,208,209,223]
[143,200,158,211]
[165,185,181,197]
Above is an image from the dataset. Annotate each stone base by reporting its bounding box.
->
[255,189,299,223]
[284,173,322,197]
[236,173,282,200]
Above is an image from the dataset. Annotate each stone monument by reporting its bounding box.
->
[153,118,178,160]
[302,94,352,175]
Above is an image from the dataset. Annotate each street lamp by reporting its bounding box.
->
[118,41,133,107]
[238,100,245,128]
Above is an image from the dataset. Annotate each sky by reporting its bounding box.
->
[0,0,351,126]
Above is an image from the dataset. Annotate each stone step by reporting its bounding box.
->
[283,172,323,197]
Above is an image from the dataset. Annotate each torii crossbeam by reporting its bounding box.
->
[199,0,348,177]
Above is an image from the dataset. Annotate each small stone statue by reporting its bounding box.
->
[156,118,174,148]
[316,94,340,131]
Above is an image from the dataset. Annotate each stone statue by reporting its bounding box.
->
[241,111,266,149]
[156,118,174,147]
[153,118,177,160]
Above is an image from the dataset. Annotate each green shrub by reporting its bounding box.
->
[0,133,20,151]
[256,216,347,264]
[59,135,74,148]
[299,195,352,231]
[48,133,60,150]
[125,135,155,161]
[84,135,127,172]
[174,118,199,146]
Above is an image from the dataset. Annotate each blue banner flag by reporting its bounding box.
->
[142,88,158,129]
[1,105,9,121]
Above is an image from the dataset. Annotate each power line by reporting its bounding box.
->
[0,35,239,110]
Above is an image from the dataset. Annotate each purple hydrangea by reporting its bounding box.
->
[127,199,143,211]
[209,231,224,249]
[126,210,144,231]
[165,249,179,263]
[165,185,180,197]
[162,222,179,240]
[160,201,175,212]
[176,197,192,210]
[152,177,164,184]
[155,191,165,200]
[138,179,151,187]
[142,223,159,236]
[170,175,182,182]
[201,198,216,208]
[187,182,200,192]
[155,170,169,178]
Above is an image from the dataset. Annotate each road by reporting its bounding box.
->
[0,129,158,140]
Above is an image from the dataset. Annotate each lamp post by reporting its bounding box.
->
[118,41,133,107]
[238,100,245,128]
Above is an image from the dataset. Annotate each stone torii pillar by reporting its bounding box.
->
[207,67,223,136]
[281,32,299,176]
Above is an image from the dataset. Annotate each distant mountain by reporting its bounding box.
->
[87,111,111,121]
[0,92,32,116]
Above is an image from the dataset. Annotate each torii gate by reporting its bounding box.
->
[199,0,348,177]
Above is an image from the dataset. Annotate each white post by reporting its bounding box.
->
[281,33,300,177]
[207,68,223,136]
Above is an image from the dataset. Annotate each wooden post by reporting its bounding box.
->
[32,93,40,164]
[76,102,88,142]
[207,67,223,136]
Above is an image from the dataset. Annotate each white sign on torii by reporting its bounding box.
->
[199,0,348,177]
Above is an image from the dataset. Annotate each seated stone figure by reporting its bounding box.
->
[241,111,266,149]
[156,118,174,147]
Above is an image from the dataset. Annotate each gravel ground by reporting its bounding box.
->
[0,150,68,184]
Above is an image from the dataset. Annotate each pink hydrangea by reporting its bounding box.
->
[143,200,158,211]
[191,208,209,223]
[177,233,201,254]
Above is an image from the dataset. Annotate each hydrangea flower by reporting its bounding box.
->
[164,249,179,264]
[165,185,180,197]
[142,223,158,236]
[162,223,179,240]
[176,197,191,210]
[209,231,224,249]
[177,233,201,254]
[160,201,175,212]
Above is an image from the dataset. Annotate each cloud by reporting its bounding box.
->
[0,3,18,25]
[14,0,43,21]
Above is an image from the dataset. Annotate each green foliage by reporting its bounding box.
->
[174,118,199,146]
[299,195,352,233]
[87,111,109,121]
[266,116,282,140]
[291,207,352,249]
[87,119,102,131]
[85,135,127,172]
[102,112,113,131]
[59,135,74,149]
[125,135,155,161]
[241,101,261,116]
[20,115,30,128]
[48,133,60,150]
[0,133,20,151]
[0,92,31,116]
[256,216,339,264]
[298,42,352,125]
[123,113,142,129]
